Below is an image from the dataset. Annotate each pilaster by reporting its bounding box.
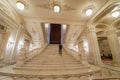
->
[87,27,103,65]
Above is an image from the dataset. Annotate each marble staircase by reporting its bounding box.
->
[14,44,85,71]
[0,44,102,80]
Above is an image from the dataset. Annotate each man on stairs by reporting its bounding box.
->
[59,44,62,56]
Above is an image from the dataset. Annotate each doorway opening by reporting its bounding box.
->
[49,23,61,44]
[98,37,113,61]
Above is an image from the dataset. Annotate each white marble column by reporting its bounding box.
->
[87,27,103,65]
[105,28,120,63]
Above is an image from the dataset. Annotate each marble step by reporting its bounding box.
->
[0,76,91,80]
[26,62,80,65]
[36,53,74,59]
[27,61,77,64]
[14,65,88,71]
[23,65,84,69]
[31,58,76,62]
[31,58,77,61]
[37,52,74,55]
[31,58,77,62]
[27,59,79,63]
[32,54,76,58]
[24,64,83,67]
[36,54,72,57]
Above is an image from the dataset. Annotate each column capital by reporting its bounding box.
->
[81,27,96,35]
[105,28,117,35]
[87,27,96,33]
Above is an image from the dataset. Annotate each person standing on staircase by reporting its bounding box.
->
[59,44,62,56]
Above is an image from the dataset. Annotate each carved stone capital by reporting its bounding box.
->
[105,29,116,35]
[88,27,96,33]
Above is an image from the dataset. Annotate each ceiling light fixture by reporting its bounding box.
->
[49,0,63,13]
[85,9,93,16]
[53,4,61,13]
[111,11,120,18]
[16,1,25,11]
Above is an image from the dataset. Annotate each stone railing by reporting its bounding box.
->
[0,65,101,80]
[92,76,120,80]
[63,44,89,67]
[0,68,119,80]
[16,45,47,67]
[26,47,45,61]
[63,44,80,61]
[92,64,120,80]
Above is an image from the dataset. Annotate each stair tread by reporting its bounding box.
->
[16,44,82,71]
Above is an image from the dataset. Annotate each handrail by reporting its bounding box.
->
[92,76,120,80]
[63,44,80,61]
[92,65,120,80]
[26,44,47,61]
[26,48,42,61]
[102,64,120,72]
[0,64,101,79]
[16,44,48,67]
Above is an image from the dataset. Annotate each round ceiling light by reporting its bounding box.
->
[85,9,93,16]
[111,11,120,18]
[16,1,25,11]
[53,5,61,13]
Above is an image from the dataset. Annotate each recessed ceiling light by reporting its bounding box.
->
[53,5,61,13]
[85,9,93,16]
[111,11,120,18]
[16,1,25,11]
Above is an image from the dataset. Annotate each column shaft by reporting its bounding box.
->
[106,29,120,63]
[87,28,102,65]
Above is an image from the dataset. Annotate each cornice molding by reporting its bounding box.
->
[89,0,120,25]
[0,0,25,29]
[24,17,86,25]
[111,18,120,27]
[0,9,18,29]
[95,22,109,28]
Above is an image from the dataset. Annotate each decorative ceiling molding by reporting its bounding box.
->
[0,1,12,18]
[24,17,86,25]
[16,0,29,9]
[82,4,96,16]
[89,2,120,24]
[36,0,75,12]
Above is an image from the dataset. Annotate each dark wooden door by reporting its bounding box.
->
[50,24,61,44]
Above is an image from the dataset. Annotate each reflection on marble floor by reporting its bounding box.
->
[102,60,120,67]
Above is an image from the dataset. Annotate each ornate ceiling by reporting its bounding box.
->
[7,0,120,43]
[8,0,109,22]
